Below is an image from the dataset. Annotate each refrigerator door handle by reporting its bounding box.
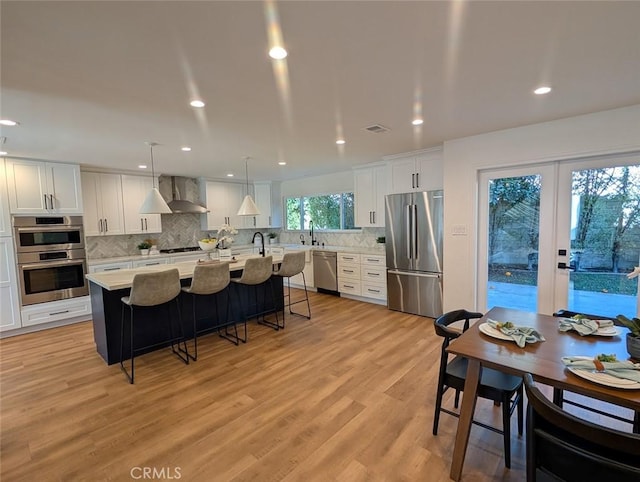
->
[405,204,412,260]
[412,204,418,260]
[387,269,441,279]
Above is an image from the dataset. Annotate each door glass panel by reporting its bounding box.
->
[568,165,640,318]
[487,175,541,312]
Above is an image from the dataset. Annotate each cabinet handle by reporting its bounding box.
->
[43,194,48,210]
[372,211,376,224]
[253,217,256,227]
[344,269,354,273]
[141,218,144,230]
[344,284,354,289]
[49,309,70,316]
[411,173,415,189]
[367,289,381,293]
[49,194,54,209]
[144,218,148,231]
[103,267,121,271]
[99,219,103,233]
[416,172,419,188]
[104,219,108,232]
[269,216,271,226]
[367,272,379,276]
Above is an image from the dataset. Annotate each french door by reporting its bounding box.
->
[478,154,640,317]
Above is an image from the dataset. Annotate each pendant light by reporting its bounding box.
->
[237,156,261,216]
[139,141,172,214]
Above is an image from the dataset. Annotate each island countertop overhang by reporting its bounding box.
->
[86,255,284,291]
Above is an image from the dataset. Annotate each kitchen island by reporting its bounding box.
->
[87,255,284,364]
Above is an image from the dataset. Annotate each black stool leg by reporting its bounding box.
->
[170,299,189,364]
[119,305,135,384]
[502,392,511,469]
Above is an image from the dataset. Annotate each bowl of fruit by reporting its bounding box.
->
[198,238,217,251]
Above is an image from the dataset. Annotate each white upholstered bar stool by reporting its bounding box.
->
[272,251,311,327]
[181,262,239,361]
[120,268,189,384]
[231,255,282,333]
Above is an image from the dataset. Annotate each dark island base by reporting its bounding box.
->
[90,275,284,365]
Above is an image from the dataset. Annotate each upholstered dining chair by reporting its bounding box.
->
[524,373,640,481]
[433,309,524,468]
[272,251,311,326]
[231,256,281,333]
[181,261,238,360]
[120,268,189,384]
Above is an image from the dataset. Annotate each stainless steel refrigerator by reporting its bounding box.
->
[385,190,443,317]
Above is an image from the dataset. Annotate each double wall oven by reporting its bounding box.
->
[14,216,89,306]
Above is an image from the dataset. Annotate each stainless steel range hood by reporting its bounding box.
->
[166,176,209,214]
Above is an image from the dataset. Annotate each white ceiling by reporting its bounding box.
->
[2,1,640,182]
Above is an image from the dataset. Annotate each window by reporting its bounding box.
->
[286,192,356,230]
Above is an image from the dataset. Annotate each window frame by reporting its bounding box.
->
[284,191,359,232]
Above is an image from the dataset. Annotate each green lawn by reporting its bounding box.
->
[488,267,637,295]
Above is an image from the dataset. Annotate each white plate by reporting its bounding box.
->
[567,367,640,390]
[594,326,623,337]
[478,322,513,341]
[566,357,640,390]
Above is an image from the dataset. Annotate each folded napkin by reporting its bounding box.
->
[558,318,614,336]
[486,319,546,348]
[562,356,640,383]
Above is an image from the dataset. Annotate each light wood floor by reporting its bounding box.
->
[1,291,634,481]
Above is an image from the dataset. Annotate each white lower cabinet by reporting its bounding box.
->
[170,254,203,264]
[0,237,21,332]
[21,296,91,328]
[338,252,387,302]
[132,258,170,268]
[89,261,133,273]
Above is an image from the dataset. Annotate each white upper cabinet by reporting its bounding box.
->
[200,180,245,231]
[249,182,274,229]
[0,161,12,236]
[388,148,443,193]
[121,175,162,234]
[5,160,83,214]
[81,172,125,236]
[354,163,390,227]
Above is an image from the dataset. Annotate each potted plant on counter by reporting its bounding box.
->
[137,241,152,256]
[617,314,640,360]
[268,232,278,244]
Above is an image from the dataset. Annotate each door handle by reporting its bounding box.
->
[411,173,415,189]
[415,173,419,188]
[557,262,573,270]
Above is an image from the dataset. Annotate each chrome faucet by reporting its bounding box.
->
[252,231,265,257]
[310,220,317,246]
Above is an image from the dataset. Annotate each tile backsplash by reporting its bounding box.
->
[85,215,385,259]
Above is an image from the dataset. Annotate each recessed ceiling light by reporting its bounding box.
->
[412,119,424,126]
[278,161,286,166]
[534,86,552,95]
[0,119,19,126]
[0,151,7,156]
[226,173,234,177]
[269,46,288,60]
[336,139,346,145]
[190,100,205,108]
[138,164,147,169]
[181,146,192,152]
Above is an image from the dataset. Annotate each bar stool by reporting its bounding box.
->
[231,256,282,333]
[181,262,240,361]
[120,268,189,384]
[272,251,311,327]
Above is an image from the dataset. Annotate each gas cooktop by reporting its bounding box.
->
[159,246,201,254]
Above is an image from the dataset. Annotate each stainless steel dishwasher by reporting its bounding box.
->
[313,250,338,293]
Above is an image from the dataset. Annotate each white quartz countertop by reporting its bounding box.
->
[86,254,284,291]
[87,243,385,265]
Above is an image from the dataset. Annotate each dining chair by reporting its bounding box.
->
[120,268,189,384]
[433,309,524,468]
[524,373,640,481]
[552,309,639,433]
[272,251,311,325]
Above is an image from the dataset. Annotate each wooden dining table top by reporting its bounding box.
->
[446,306,639,481]
[447,306,640,409]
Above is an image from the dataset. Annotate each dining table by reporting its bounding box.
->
[447,306,640,481]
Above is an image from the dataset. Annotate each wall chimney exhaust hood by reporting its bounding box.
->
[166,176,209,214]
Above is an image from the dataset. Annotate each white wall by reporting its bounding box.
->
[442,104,640,312]
[281,170,354,198]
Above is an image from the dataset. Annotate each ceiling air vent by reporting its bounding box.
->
[363,124,390,134]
